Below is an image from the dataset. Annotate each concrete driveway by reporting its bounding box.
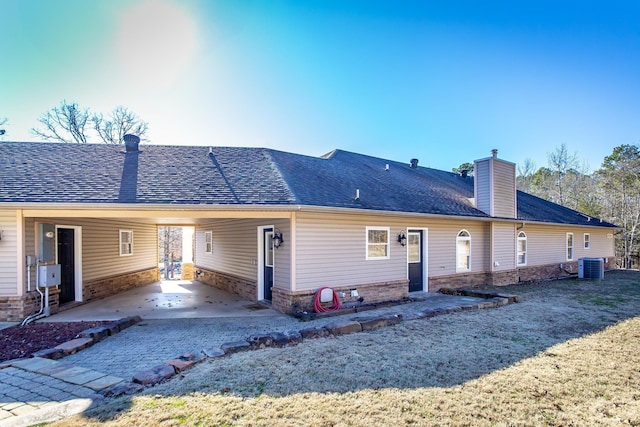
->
[43,280,284,322]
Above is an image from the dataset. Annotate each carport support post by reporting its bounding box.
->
[182,227,194,280]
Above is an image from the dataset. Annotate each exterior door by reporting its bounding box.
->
[408,230,423,292]
[57,228,76,304]
[263,228,274,301]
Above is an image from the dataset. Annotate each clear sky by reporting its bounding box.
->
[1,0,639,173]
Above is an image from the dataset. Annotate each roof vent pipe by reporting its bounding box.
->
[123,134,140,152]
[461,169,468,178]
[410,158,419,169]
[491,148,498,158]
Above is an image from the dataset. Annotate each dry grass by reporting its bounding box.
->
[54,270,640,426]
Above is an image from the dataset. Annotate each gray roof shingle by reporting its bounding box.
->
[0,141,616,228]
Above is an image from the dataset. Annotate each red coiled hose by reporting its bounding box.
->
[313,287,342,313]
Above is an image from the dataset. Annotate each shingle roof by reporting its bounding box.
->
[0,141,616,228]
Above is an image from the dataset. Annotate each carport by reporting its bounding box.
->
[18,205,293,321]
[42,279,287,322]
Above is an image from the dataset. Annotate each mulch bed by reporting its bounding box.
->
[0,321,110,363]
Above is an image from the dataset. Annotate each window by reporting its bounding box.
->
[366,227,390,260]
[517,231,527,266]
[456,230,471,271]
[584,233,590,249]
[119,230,133,256]
[566,233,574,261]
[204,231,212,254]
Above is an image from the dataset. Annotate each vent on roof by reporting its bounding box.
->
[460,169,469,178]
[123,134,140,152]
[410,158,418,169]
[491,148,498,158]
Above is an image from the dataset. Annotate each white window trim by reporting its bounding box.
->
[204,231,213,254]
[366,226,390,260]
[584,233,590,249]
[119,229,133,256]
[456,229,471,272]
[517,231,527,266]
[566,232,574,261]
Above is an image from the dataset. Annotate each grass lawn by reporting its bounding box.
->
[54,270,640,426]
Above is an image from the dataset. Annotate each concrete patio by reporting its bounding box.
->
[43,280,285,322]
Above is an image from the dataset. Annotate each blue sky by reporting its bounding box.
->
[1,0,639,173]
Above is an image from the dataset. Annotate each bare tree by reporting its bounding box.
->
[31,101,90,143]
[597,144,640,268]
[547,143,580,205]
[92,106,149,144]
[516,158,537,193]
[159,227,183,279]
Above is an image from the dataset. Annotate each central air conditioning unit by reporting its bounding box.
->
[578,258,604,280]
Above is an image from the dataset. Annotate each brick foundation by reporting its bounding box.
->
[82,268,159,303]
[272,280,409,314]
[429,259,614,292]
[517,262,577,283]
[194,267,257,301]
[181,263,194,280]
[0,292,39,322]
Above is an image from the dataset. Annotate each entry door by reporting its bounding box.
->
[263,228,274,301]
[57,228,76,304]
[408,230,423,292]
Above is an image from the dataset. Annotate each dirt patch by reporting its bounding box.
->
[0,321,110,362]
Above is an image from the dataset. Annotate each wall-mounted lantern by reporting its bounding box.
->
[397,232,407,247]
[273,229,284,249]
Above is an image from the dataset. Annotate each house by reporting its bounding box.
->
[0,138,616,321]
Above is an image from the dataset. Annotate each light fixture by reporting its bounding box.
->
[398,232,407,247]
[273,229,284,249]
[45,231,54,239]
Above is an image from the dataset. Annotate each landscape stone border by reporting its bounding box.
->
[31,316,144,360]
[123,294,516,388]
[15,293,518,395]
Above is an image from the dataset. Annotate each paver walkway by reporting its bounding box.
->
[0,292,511,426]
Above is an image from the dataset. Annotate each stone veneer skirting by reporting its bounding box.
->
[272,280,409,314]
[429,259,613,292]
[181,263,194,280]
[0,268,158,322]
[82,268,159,303]
[194,267,257,302]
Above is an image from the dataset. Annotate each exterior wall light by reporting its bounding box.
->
[273,229,284,249]
[398,232,407,247]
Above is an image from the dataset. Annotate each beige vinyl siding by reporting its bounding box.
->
[0,210,18,295]
[524,224,615,266]
[428,220,489,277]
[41,218,157,282]
[575,228,615,260]
[195,219,291,292]
[25,218,36,291]
[474,160,491,215]
[295,213,408,291]
[492,161,516,218]
[492,222,516,270]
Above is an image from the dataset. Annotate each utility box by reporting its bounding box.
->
[38,264,61,287]
[38,223,56,263]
